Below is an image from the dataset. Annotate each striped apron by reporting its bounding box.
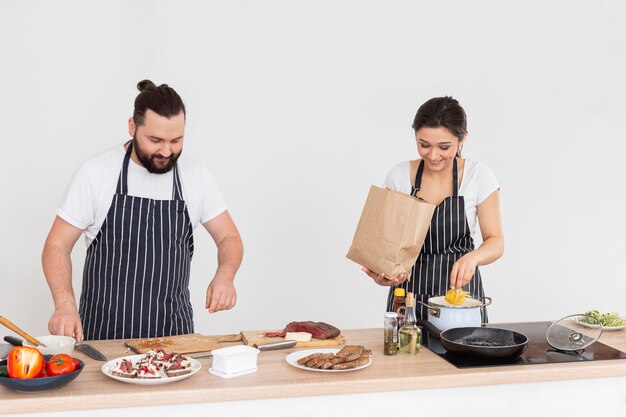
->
[79,143,195,340]
[386,158,487,321]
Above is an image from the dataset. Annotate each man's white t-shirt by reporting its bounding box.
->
[382,159,499,241]
[58,145,228,246]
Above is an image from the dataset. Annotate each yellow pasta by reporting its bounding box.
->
[445,289,469,306]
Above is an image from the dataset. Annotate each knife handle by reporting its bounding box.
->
[4,335,23,346]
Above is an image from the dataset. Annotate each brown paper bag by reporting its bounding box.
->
[346,185,436,279]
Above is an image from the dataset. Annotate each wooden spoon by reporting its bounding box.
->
[0,316,47,347]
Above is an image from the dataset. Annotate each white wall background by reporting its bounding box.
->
[1,0,625,340]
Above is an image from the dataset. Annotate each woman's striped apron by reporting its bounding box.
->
[386,158,487,321]
[79,143,195,340]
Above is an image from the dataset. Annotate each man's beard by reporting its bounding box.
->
[132,137,182,174]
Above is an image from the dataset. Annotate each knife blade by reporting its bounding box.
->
[254,339,298,351]
[190,339,298,359]
[75,343,108,361]
[190,351,213,359]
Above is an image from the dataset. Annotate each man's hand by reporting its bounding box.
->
[205,274,237,313]
[43,216,84,340]
[202,210,242,314]
[48,303,83,341]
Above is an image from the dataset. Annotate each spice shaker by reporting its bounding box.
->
[384,312,399,356]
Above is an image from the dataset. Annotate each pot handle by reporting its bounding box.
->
[480,296,493,308]
[417,300,440,318]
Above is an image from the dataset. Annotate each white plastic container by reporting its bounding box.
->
[210,345,259,377]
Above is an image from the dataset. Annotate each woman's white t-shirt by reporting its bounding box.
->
[382,159,499,241]
[58,145,228,246]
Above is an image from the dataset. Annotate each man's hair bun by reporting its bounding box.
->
[133,80,186,126]
[137,79,157,92]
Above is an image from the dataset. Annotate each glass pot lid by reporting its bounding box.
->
[546,314,603,351]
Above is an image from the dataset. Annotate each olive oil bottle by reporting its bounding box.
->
[398,292,421,355]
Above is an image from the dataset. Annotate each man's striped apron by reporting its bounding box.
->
[79,143,195,339]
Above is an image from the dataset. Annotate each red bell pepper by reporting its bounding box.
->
[7,346,44,379]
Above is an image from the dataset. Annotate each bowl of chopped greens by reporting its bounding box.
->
[576,310,626,331]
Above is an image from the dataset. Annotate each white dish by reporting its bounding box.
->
[285,348,372,373]
[575,318,626,331]
[24,335,76,355]
[101,354,201,385]
[209,367,258,379]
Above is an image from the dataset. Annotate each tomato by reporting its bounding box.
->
[7,346,44,379]
[46,354,76,376]
[72,357,81,372]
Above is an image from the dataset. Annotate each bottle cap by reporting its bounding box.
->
[385,312,399,318]
[394,288,406,297]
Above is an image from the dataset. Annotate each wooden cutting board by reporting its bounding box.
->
[241,330,345,348]
[124,333,242,354]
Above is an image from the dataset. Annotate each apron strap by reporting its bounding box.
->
[115,142,133,195]
[412,158,460,196]
[412,160,425,194]
[452,157,459,197]
[116,141,183,201]
[172,163,183,201]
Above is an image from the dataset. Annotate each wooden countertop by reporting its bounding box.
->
[2,325,626,415]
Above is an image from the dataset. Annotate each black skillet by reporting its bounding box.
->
[417,319,528,359]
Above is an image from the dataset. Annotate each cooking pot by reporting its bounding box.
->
[418,296,492,332]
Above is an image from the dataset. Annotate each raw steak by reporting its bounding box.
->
[284,321,340,340]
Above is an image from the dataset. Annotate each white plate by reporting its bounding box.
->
[101,354,201,385]
[575,318,626,331]
[285,348,371,373]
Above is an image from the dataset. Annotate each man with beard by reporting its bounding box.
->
[42,80,243,340]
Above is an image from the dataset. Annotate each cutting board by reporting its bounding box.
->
[241,330,345,348]
[124,333,242,354]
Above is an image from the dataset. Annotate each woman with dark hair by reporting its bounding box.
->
[363,96,504,321]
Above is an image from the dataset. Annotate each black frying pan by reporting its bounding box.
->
[418,319,528,359]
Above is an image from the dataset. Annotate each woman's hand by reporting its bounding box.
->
[362,267,408,287]
[449,253,479,290]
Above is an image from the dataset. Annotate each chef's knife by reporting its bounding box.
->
[75,343,108,361]
[253,339,298,351]
[190,339,298,359]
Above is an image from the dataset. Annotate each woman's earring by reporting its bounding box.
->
[457,146,463,157]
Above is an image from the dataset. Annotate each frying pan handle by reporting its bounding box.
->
[416,318,442,339]
[480,297,493,308]
[417,301,440,318]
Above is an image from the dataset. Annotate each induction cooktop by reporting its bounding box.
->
[422,321,626,369]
